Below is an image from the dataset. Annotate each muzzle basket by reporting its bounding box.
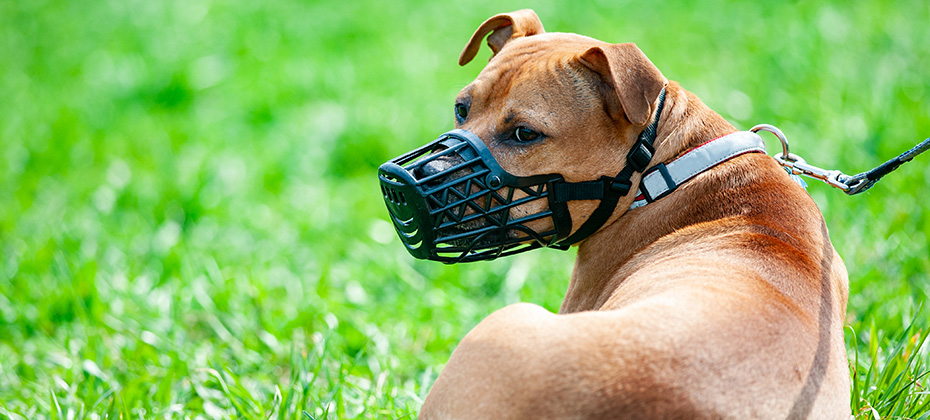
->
[378,129,568,263]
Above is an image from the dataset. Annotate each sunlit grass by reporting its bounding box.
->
[849,313,930,419]
[1,0,928,418]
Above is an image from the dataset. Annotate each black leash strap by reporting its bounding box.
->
[838,136,930,195]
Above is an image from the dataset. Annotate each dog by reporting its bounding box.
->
[400,10,850,419]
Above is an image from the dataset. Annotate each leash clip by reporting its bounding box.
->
[751,124,852,192]
[775,153,850,191]
[835,173,872,195]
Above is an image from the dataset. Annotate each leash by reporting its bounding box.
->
[751,124,930,195]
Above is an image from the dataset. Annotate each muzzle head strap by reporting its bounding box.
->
[555,86,666,246]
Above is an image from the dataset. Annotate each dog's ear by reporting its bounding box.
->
[459,9,545,66]
[578,43,667,126]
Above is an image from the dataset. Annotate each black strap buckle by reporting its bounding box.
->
[607,177,632,196]
[626,141,654,173]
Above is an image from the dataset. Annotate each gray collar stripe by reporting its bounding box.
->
[630,131,767,209]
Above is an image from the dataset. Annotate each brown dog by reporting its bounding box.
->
[416,10,850,419]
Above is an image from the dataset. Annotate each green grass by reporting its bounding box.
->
[1,0,928,418]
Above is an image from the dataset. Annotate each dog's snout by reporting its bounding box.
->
[416,159,454,179]
[415,150,468,181]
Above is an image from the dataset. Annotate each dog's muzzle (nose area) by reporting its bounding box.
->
[378,129,571,263]
[413,155,457,180]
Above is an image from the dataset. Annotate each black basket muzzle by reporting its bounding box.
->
[378,129,571,263]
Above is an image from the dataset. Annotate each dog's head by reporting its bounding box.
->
[378,10,668,263]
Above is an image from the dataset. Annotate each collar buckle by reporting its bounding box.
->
[639,163,676,202]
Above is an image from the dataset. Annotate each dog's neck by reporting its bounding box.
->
[559,82,745,313]
[648,82,738,168]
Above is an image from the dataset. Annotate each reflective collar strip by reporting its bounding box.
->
[629,131,767,209]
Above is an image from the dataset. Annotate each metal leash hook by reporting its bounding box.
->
[750,124,851,191]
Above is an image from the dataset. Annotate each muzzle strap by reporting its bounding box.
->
[553,179,615,202]
[554,87,666,246]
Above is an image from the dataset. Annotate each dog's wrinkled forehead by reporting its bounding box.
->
[462,34,611,123]
[458,9,666,130]
[473,33,607,87]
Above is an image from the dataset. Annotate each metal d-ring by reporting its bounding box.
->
[751,123,790,161]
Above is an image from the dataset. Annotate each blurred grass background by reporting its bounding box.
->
[0,0,928,418]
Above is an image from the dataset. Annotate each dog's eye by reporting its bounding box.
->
[514,127,540,143]
[454,103,469,121]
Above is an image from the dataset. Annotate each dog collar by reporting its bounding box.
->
[629,131,767,209]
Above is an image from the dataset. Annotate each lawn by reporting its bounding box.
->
[1,0,928,418]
